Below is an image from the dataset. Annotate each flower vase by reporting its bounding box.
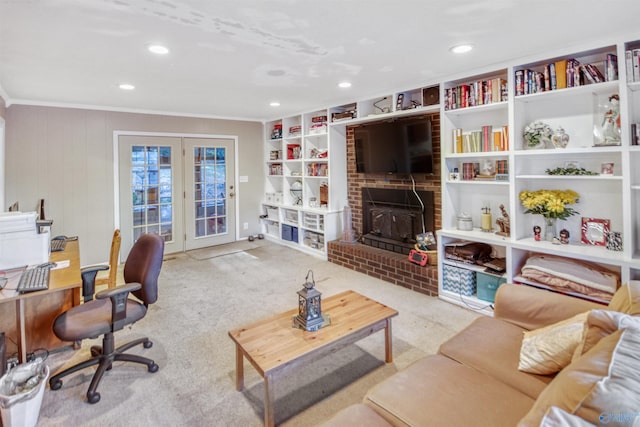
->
[544,217,557,242]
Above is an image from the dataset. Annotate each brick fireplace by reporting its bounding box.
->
[328,112,441,296]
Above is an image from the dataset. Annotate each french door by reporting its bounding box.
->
[118,134,236,256]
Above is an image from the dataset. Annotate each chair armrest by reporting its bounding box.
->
[80,264,110,302]
[96,283,142,331]
[493,283,603,330]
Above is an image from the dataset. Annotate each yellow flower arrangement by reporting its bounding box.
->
[519,189,580,220]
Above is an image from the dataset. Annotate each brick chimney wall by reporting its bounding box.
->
[328,112,442,296]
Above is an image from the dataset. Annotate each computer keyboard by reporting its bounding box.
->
[50,239,66,252]
[17,265,50,293]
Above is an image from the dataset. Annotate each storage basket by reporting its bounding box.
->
[442,264,476,296]
[476,271,507,303]
[266,207,278,220]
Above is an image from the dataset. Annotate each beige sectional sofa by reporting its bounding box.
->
[323,282,640,426]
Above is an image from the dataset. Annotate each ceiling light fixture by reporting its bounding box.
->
[450,44,473,54]
[338,82,352,89]
[119,83,135,90]
[270,101,280,107]
[148,44,169,55]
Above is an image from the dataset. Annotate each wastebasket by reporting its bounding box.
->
[0,361,49,427]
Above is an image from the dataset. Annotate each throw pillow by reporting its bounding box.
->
[572,309,637,362]
[518,322,640,426]
[518,311,588,375]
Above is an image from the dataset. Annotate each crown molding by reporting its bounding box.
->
[6,98,262,123]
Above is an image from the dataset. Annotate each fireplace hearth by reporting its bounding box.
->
[361,188,434,255]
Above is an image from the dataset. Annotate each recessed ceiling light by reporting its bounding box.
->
[148,44,169,55]
[119,83,135,90]
[270,101,280,107]
[338,81,352,89]
[450,44,473,54]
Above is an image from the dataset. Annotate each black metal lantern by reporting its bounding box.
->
[293,270,323,331]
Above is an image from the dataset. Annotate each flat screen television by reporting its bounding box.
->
[354,117,433,175]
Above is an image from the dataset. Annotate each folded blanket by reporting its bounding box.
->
[520,254,619,300]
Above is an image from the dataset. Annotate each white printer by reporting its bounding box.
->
[0,212,50,270]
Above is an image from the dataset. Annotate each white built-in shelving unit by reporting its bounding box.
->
[262,35,640,311]
[262,87,440,258]
[438,39,640,311]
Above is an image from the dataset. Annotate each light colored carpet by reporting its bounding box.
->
[36,241,481,426]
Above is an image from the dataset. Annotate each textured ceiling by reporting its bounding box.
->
[1,0,640,121]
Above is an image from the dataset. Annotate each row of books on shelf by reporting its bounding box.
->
[631,123,640,145]
[307,163,328,177]
[269,163,283,175]
[515,55,617,96]
[287,144,302,159]
[452,125,509,153]
[625,49,640,83]
[444,78,507,110]
[270,115,329,139]
[449,159,509,182]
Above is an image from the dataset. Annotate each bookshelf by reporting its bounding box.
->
[262,36,640,299]
[437,42,638,310]
[262,110,345,256]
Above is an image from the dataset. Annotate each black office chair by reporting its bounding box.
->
[49,233,165,403]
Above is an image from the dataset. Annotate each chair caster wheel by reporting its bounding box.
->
[143,340,153,349]
[90,345,102,357]
[258,234,264,239]
[50,378,63,390]
[148,363,159,373]
[87,392,101,404]
[248,235,255,242]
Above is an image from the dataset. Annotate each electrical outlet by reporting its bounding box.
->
[243,222,248,230]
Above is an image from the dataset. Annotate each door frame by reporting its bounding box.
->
[112,131,240,253]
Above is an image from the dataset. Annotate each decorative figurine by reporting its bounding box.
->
[560,229,570,244]
[600,94,621,145]
[534,225,541,241]
[495,204,510,237]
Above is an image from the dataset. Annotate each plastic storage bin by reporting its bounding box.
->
[282,224,298,242]
[442,264,476,296]
[476,271,507,302]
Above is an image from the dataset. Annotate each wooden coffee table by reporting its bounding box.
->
[228,290,398,426]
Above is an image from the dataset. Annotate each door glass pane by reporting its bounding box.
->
[130,145,173,243]
[192,145,227,238]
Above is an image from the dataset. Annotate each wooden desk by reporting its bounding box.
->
[0,240,82,362]
[228,290,398,427]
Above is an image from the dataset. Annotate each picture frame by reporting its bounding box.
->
[581,217,610,246]
[601,161,614,175]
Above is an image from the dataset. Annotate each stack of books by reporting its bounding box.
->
[309,115,327,134]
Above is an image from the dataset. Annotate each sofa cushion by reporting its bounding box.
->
[518,323,640,426]
[518,311,589,375]
[320,403,392,427]
[439,316,553,398]
[493,284,601,331]
[365,354,534,427]
[607,280,640,315]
